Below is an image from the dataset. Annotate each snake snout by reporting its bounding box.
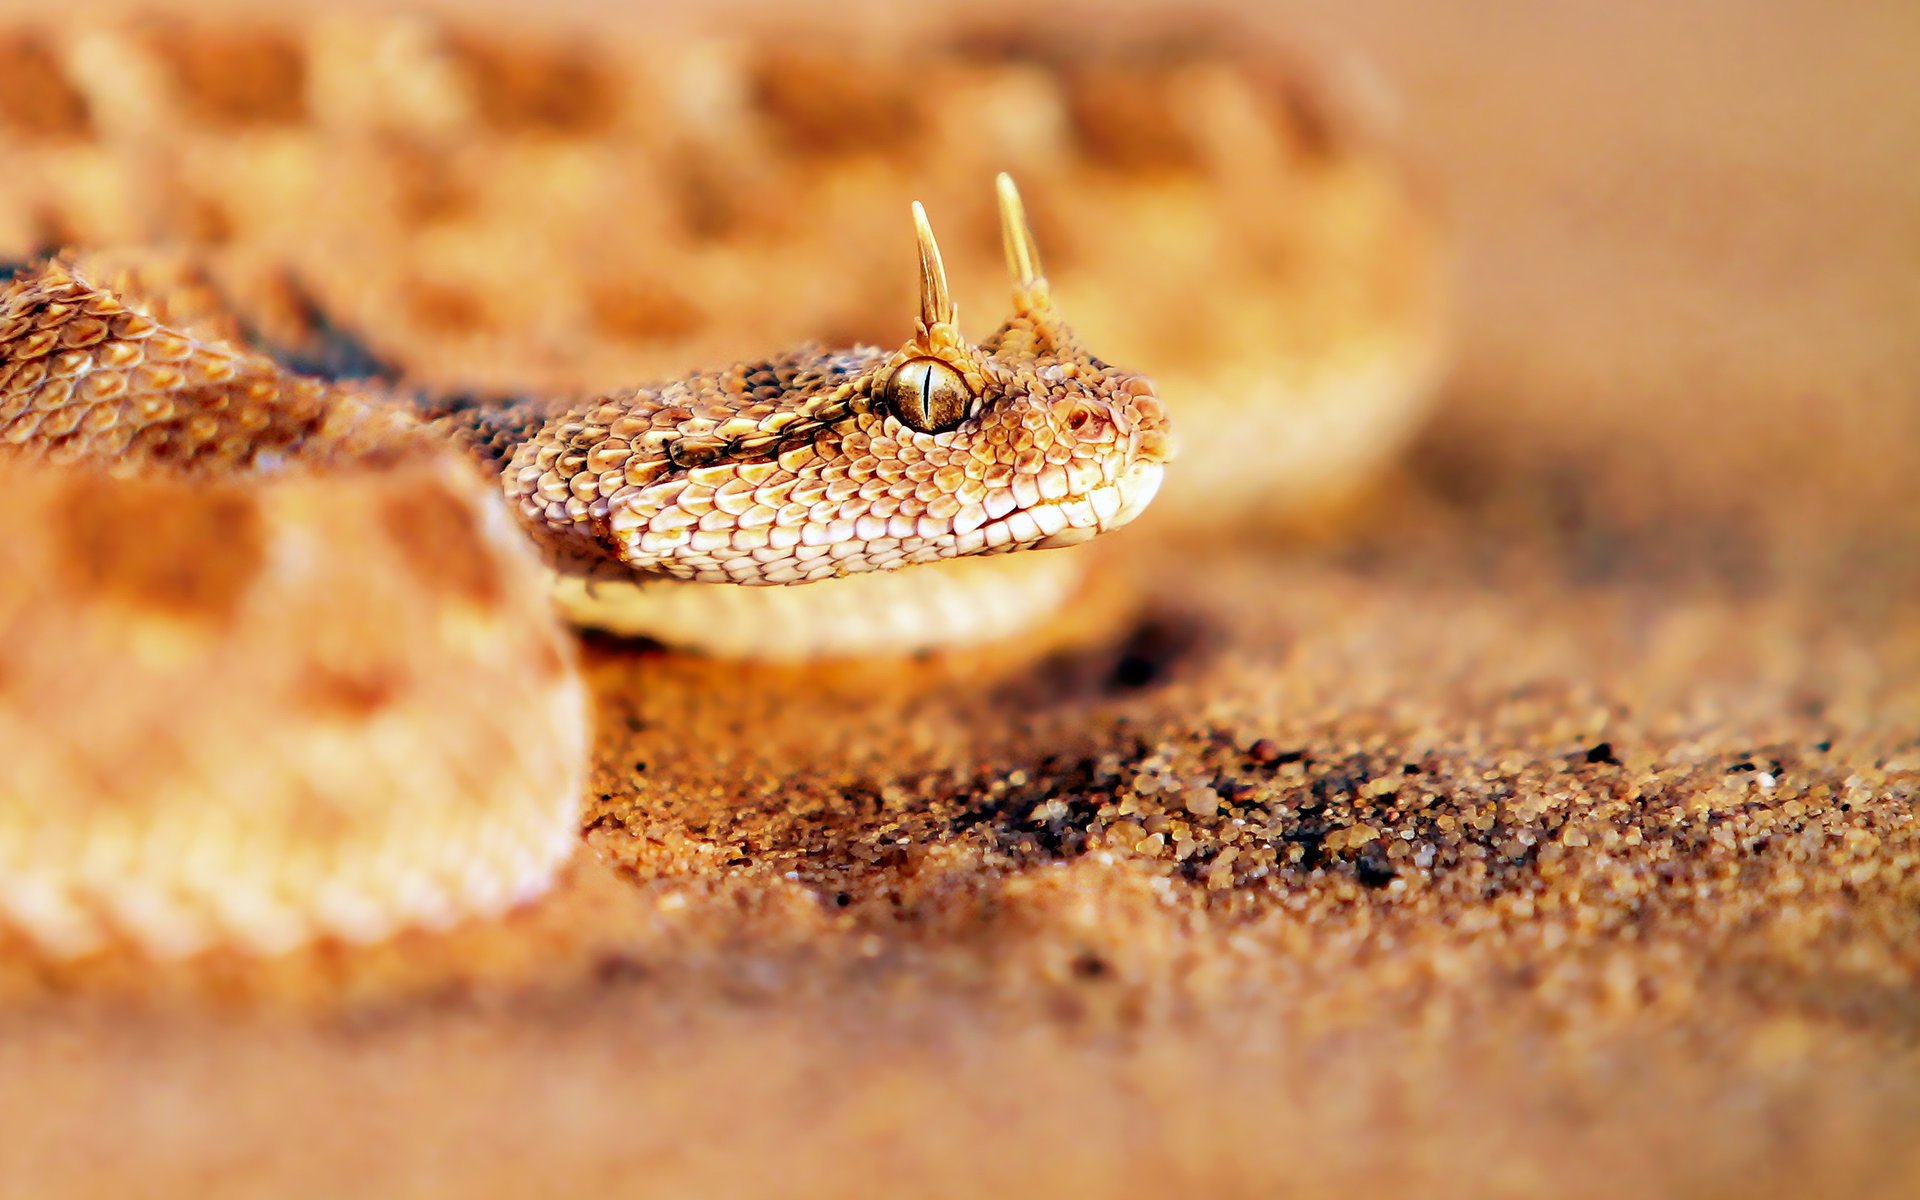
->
[1114,374,1176,466]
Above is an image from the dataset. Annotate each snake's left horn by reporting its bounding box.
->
[912,200,957,335]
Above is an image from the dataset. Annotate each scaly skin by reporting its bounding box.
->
[0,178,1172,599]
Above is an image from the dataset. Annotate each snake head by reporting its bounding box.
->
[551,178,1174,586]
[864,176,1175,558]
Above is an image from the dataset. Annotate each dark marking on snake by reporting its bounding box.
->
[413,390,555,472]
[56,475,264,624]
[380,478,508,610]
[245,276,403,383]
[301,663,402,718]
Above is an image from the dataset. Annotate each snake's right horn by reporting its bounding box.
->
[980,175,1079,358]
[996,174,1048,293]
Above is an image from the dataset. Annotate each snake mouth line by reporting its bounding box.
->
[546,465,1167,653]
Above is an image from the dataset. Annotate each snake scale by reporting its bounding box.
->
[0,5,1445,959]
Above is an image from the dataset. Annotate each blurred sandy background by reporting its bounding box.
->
[2,1,1918,1197]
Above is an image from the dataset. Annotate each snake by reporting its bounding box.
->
[0,8,1446,959]
[0,177,1170,957]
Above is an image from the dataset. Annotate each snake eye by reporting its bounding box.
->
[886,357,973,433]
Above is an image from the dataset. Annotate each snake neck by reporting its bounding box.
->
[411,390,572,475]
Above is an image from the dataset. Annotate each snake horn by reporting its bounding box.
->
[995,173,1046,289]
[911,200,957,335]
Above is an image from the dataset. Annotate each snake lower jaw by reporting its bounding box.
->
[1113,460,1167,525]
[548,549,1095,660]
[1030,461,1164,551]
[548,460,1166,654]
[1069,460,1165,540]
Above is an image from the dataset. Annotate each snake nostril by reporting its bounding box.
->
[1062,399,1117,436]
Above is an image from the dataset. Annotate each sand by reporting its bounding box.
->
[1,1,1917,1196]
